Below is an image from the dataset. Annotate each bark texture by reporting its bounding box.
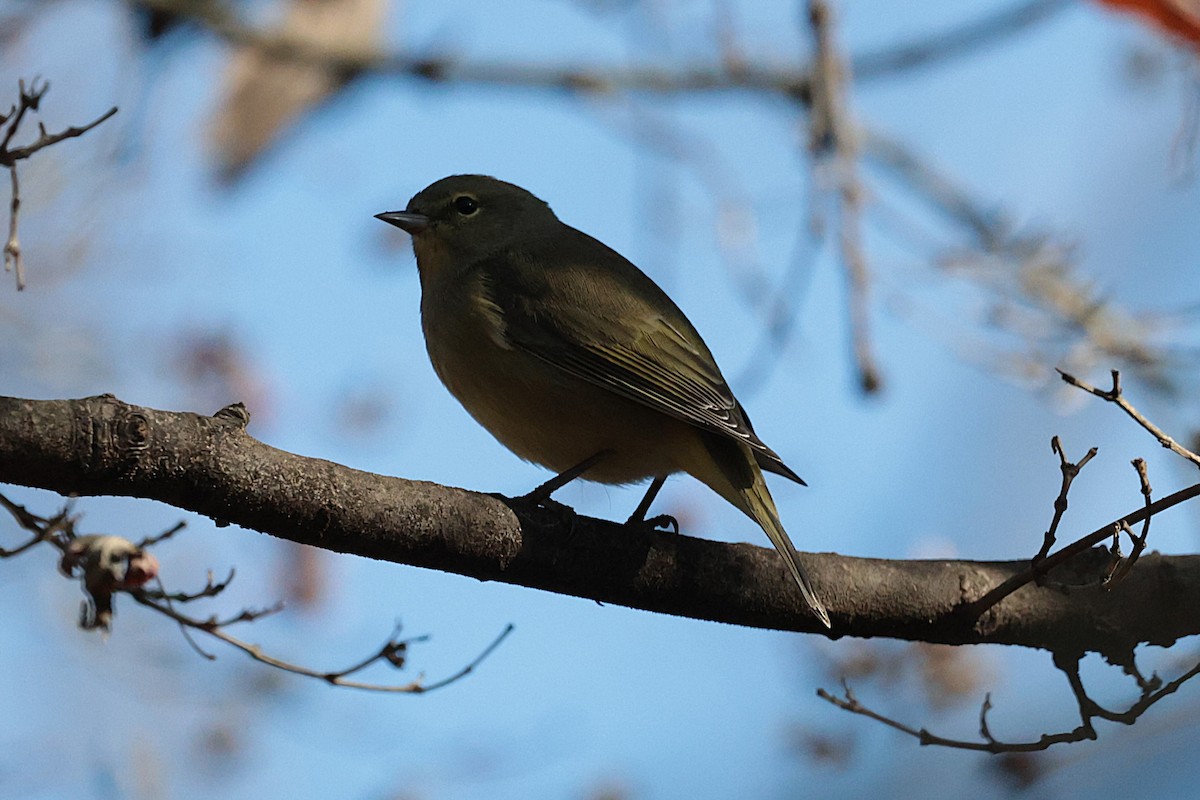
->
[2,394,1197,660]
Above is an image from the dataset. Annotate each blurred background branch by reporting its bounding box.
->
[3,0,1200,795]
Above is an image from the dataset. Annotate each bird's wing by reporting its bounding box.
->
[479,228,804,484]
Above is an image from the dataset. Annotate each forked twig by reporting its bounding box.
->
[966,370,1196,615]
[0,79,118,289]
[1058,369,1200,468]
[962,481,1200,617]
[1033,436,1097,563]
[132,590,514,693]
[1,491,513,693]
[1104,459,1153,588]
[820,650,1200,753]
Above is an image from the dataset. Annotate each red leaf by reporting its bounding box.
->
[1097,0,1200,49]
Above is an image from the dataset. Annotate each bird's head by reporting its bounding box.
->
[376,175,559,271]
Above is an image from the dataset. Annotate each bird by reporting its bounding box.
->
[375,175,830,628]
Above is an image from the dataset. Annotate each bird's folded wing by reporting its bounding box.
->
[479,244,802,483]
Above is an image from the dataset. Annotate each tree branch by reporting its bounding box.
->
[806,0,882,394]
[2,394,1199,657]
[1058,369,1200,468]
[0,78,118,289]
[818,647,1200,753]
[129,0,1069,102]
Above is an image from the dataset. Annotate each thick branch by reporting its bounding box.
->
[1,394,1198,655]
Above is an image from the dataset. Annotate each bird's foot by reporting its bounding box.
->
[510,490,579,534]
[625,512,679,535]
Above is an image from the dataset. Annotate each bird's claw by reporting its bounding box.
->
[512,491,579,534]
[626,513,679,535]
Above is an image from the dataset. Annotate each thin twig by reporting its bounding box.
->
[140,568,236,603]
[150,575,216,660]
[978,693,997,744]
[131,591,512,693]
[963,481,1200,616]
[410,624,515,693]
[3,165,20,289]
[819,648,1200,752]
[966,369,1198,615]
[0,79,117,289]
[136,520,187,549]
[1058,369,1200,468]
[1104,459,1153,588]
[0,490,48,557]
[3,491,510,693]
[862,127,1011,247]
[1117,651,1162,694]
[0,105,118,164]
[0,491,74,556]
[323,623,428,679]
[208,603,284,628]
[1033,436,1098,563]
[0,490,47,530]
[0,78,44,154]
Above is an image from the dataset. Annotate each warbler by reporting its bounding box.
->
[376,175,830,628]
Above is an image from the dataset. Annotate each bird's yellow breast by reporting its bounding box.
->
[420,272,695,484]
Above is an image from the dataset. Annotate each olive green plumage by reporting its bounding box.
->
[377,174,830,628]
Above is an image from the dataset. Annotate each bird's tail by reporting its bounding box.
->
[687,434,831,628]
[738,477,831,629]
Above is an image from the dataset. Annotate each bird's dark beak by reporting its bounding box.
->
[375,211,430,235]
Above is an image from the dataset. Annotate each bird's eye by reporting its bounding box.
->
[453,196,479,216]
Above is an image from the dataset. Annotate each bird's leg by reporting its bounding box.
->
[625,475,679,534]
[518,450,612,506]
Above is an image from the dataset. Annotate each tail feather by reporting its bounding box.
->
[743,479,831,629]
[690,432,831,629]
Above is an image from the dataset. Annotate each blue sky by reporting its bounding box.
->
[3,1,1200,798]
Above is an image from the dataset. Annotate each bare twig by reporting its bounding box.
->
[0,491,50,556]
[819,649,1200,752]
[3,491,512,693]
[0,78,45,154]
[322,622,429,678]
[963,480,1200,617]
[1117,651,1162,694]
[0,79,117,289]
[147,574,218,659]
[0,79,118,165]
[131,590,513,693]
[0,491,75,556]
[1033,436,1098,564]
[862,127,1008,246]
[963,368,1196,615]
[1058,369,1200,468]
[0,107,118,164]
[140,568,236,603]
[136,520,188,549]
[208,603,285,627]
[978,693,998,744]
[1,490,47,532]
[1104,459,1153,588]
[733,223,821,396]
[3,165,20,289]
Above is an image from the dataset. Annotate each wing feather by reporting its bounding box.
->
[477,228,804,484]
